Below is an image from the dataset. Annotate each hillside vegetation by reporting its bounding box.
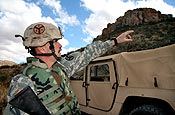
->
[0,8,175,115]
[0,65,23,115]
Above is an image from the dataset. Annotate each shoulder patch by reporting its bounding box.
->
[65,54,74,61]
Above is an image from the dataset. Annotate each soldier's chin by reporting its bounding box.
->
[55,54,62,61]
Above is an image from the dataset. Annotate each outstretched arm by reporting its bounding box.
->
[62,30,134,77]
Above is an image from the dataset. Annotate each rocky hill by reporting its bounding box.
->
[98,8,174,55]
[72,8,175,57]
[0,8,175,114]
[0,60,17,67]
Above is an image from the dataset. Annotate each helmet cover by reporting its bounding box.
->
[23,22,62,47]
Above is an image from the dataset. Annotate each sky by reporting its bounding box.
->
[0,0,175,64]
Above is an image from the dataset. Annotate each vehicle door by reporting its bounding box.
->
[86,59,118,111]
[70,69,87,106]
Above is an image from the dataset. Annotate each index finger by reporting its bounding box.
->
[124,30,134,35]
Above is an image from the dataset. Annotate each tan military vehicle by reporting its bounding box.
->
[70,44,175,115]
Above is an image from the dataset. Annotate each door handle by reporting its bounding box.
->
[112,82,117,89]
[82,82,89,87]
[82,82,86,87]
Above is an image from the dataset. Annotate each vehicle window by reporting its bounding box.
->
[90,64,110,82]
[70,69,84,80]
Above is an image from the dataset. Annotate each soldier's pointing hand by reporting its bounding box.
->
[113,30,134,45]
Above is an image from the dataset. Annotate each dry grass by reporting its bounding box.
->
[0,84,8,115]
[0,65,23,115]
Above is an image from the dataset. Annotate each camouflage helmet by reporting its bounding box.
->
[23,22,62,47]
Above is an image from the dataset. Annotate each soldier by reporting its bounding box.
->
[3,22,133,115]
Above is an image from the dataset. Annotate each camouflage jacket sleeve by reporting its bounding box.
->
[3,74,34,115]
[61,40,113,77]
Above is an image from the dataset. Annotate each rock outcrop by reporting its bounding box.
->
[101,8,173,37]
[93,8,175,56]
[116,8,172,26]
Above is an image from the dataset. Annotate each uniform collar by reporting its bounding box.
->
[26,57,65,70]
[26,57,48,69]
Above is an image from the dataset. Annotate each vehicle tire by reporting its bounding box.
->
[129,105,168,115]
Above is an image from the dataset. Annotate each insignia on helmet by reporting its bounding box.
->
[33,24,45,34]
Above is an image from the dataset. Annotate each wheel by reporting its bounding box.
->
[129,105,168,115]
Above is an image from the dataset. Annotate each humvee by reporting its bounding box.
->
[70,44,175,115]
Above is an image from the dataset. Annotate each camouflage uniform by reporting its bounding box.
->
[3,40,113,115]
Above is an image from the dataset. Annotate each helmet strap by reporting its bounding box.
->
[48,41,61,61]
[30,41,61,61]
